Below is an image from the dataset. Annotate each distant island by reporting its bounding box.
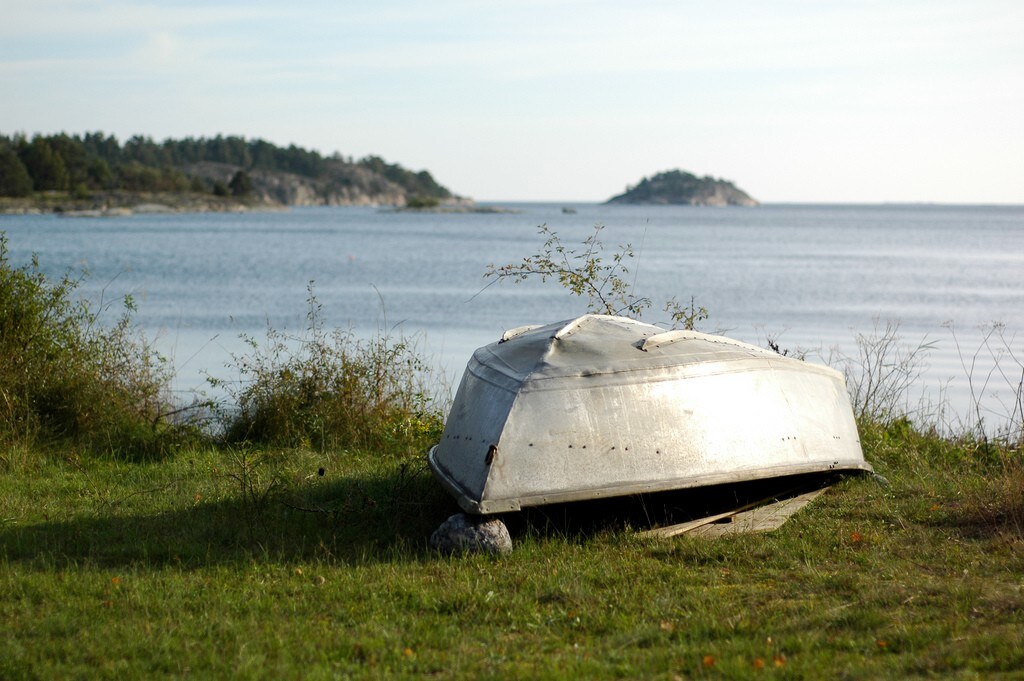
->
[0,132,467,215]
[607,169,758,206]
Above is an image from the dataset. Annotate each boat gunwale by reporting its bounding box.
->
[427,445,873,515]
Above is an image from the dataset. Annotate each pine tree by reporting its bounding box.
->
[0,145,33,196]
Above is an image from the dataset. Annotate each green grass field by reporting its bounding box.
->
[2,422,1021,680]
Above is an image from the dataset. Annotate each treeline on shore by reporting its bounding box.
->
[0,132,453,205]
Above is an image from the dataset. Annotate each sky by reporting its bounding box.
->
[2,1,1022,203]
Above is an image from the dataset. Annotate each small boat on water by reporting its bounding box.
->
[428,314,872,515]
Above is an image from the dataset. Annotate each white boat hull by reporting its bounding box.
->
[429,315,870,514]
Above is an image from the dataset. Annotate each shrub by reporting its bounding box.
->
[837,319,934,426]
[229,170,254,197]
[215,285,444,456]
[0,234,192,459]
[405,195,440,209]
[485,224,707,329]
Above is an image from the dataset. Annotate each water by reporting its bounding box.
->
[3,203,1023,430]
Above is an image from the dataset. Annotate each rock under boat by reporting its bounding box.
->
[428,314,871,515]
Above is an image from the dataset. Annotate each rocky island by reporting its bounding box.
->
[607,169,757,206]
[0,132,469,215]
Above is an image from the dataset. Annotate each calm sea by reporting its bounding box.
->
[3,203,1023,429]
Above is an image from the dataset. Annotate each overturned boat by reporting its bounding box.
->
[428,315,871,514]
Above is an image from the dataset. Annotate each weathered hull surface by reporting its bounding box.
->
[428,315,870,514]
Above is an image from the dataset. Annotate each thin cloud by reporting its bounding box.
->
[2,0,1022,202]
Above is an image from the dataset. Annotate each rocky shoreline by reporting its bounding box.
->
[0,191,489,217]
[0,191,279,216]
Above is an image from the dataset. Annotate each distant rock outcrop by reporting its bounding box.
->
[607,170,757,206]
[183,160,454,208]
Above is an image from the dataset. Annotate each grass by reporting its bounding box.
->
[2,422,1022,680]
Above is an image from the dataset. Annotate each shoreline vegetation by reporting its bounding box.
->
[2,179,1022,677]
[0,131,475,216]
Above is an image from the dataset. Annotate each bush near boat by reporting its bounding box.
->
[0,234,196,460]
[212,285,445,456]
[0,232,1021,678]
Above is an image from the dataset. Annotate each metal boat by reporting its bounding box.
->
[428,314,871,514]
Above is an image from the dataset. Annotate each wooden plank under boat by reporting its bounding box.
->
[428,314,871,514]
